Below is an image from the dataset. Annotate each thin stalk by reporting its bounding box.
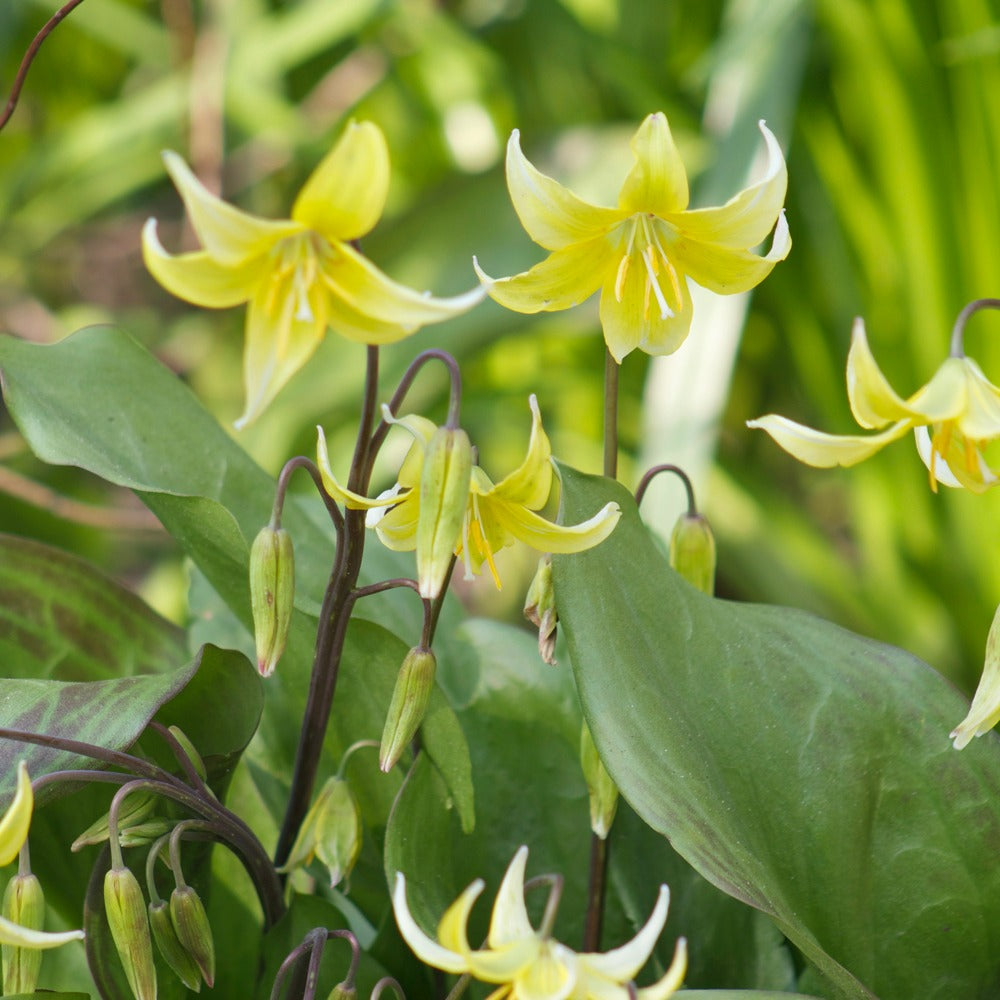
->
[950,297,1000,357]
[603,350,619,479]
[634,463,697,513]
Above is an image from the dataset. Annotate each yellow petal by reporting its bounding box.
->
[161,151,301,266]
[508,941,577,1000]
[437,879,485,955]
[747,414,911,467]
[635,938,687,1000]
[914,426,998,494]
[488,846,534,948]
[316,427,404,510]
[394,414,438,488]
[373,497,421,551]
[598,253,693,363]
[952,603,1000,749]
[324,288,420,346]
[844,318,913,428]
[142,220,265,308]
[505,130,624,251]
[583,885,669,980]
[0,762,32,867]
[670,121,787,250]
[486,498,621,555]
[666,209,791,295]
[392,873,469,974]
[489,396,553,510]
[0,915,84,950]
[475,236,614,315]
[618,113,690,216]
[955,358,1000,440]
[291,121,389,241]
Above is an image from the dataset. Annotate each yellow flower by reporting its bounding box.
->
[0,762,85,949]
[748,317,1000,493]
[316,396,621,592]
[952,603,1000,749]
[474,113,790,362]
[392,846,687,1000]
[143,121,484,427]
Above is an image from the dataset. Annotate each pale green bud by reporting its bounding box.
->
[149,899,201,992]
[168,725,207,781]
[250,524,295,677]
[669,512,716,595]
[523,555,557,665]
[326,981,357,1000]
[279,776,362,889]
[580,722,619,840]
[104,866,157,1000]
[379,648,437,772]
[169,886,215,988]
[416,427,472,599]
[72,792,157,852]
[2,873,45,994]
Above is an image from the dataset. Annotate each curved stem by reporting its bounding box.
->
[274,455,344,534]
[950,297,1000,357]
[634,463,697,513]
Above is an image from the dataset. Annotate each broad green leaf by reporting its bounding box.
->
[553,465,1000,1000]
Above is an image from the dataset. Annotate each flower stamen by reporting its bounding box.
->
[929,423,953,492]
[614,254,630,302]
[469,499,502,590]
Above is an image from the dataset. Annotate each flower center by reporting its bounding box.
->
[264,233,328,338]
[613,214,683,321]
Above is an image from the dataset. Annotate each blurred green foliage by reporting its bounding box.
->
[2,0,1000,690]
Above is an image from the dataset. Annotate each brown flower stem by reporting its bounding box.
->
[949,297,1000,357]
[603,349,619,479]
[634,463,697,513]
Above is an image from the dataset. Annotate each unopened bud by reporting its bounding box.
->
[326,981,358,1000]
[250,524,295,677]
[149,899,201,992]
[279,776,362,889]
[73,792,157,852]
[169,886,215,988]
[380,648,436,772]
[168,726,207,782]
[2,873,45,993]
[104,866,157,1000]
[669,512,716,595]
[417,427,472,599]
[580,722,619,840]
[524,555,558,665]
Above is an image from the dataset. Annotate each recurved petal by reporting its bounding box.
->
[392,873,469,974]
[618,113,690,217]
[952,603,1000,749]
[488,846,534,948]
[162,151,302,266]
[142,220,265,308]
[583,885,669,980]
[437,879,486,955]
[487,499,621,555]
[505,130,624,251]
[292,121,389,241]
[900,358,968,423]
[956,357,1000,439]
[489,395,552,510]
[635,938,687,1000]
[324,288,419,346]
[667,209,791,295]
[845,317,913,428]
[669,121,787,250]
[747,414,912,467]
[0,762,32,867]
[0,915,84,949]
[316,426,404,510]
[372,496,421,551]
[475,236,614,315]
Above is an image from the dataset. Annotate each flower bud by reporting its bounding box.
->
[523,555,557,665]
[149,899,202,992]
[380,647,437,772]
[416,427,472,599]
[104,866,157,1000]
[580,722,619,840]
[250,523,295,677]
[669,512,716,595]
[279,776,362,889]
[326,981,357,1000]
[72,792,157,852]
[168,725,207,781]
[169,886,215,988]
[2,873,45,993]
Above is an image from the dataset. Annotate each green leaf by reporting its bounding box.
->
[553,465,1000,1000]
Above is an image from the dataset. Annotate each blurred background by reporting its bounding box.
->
[2,0,1000,693]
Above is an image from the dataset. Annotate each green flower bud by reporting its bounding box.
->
[72,792,158,852]
[523,555,558,665]
[2,873,45,994]
[149,899,201,992]
[104,866,157,1000]
[279,776,361,889]
[379,647,437,773]
[250,523,295,677]
[416,427,472,599]
[326,980,357,1000]
[118,819,174,850]
[169,886,215,988]
[580,722,619,840]
[168,725,207,782]
[669,512,716,595]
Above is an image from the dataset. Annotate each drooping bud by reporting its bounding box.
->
[250,523,295,677]
[669,512,716,595]
[524,555,558,665]
[72,792,158,852]
[416,427,472,599]
[169,886,215,988]
[2,873,45,993]
[104,866,157,1000]
[379,647,437,772]
[326,981,358,1000]
[580,722,619,840]
[149,899,202,992]
[280,776,362,888]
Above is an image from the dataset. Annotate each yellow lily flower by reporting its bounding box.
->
[392,846,687,1000]
[474,113,790,362]
[316,396,621,592]
[748,317,1000,493]
[143,121,484,427]
[952,604,1000,749]
[0,762,85,949]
